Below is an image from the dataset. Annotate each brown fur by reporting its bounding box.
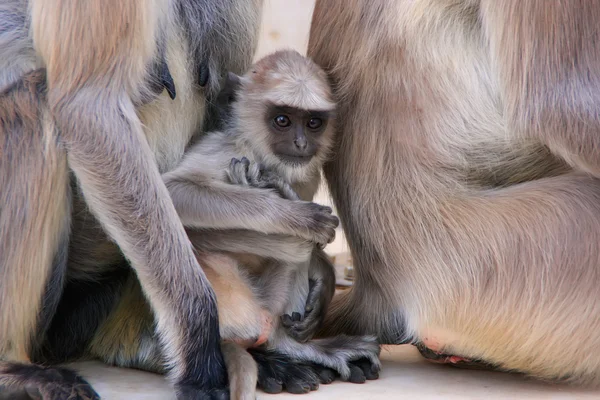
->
[308,0,600,386]
[0,70,70,362]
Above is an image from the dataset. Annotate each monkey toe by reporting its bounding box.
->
[351,358,380,380]
[259,377,283,394]
[284,379,313,394]
[282,368,319,394]
[310,365,337,384]
[347,364,367,384]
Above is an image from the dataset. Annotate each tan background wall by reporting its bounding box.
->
[255,0,316,60]
[253,0,349,256]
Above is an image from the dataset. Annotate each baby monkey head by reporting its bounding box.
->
[229,49,337,178]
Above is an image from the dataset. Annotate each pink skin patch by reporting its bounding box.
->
[226,311,274,349]
[250,310,273,348]
[421,332,471,364]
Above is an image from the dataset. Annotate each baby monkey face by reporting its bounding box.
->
[264,103,331,165]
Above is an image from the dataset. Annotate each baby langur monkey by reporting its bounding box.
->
[163,50,381,397]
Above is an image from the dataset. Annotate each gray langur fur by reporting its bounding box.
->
[162,49,381,397]
[0,0,263,398]
[308,0,600,387]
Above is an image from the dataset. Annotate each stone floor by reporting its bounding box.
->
[72,345,600,399]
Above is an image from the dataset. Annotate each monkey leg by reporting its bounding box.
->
[0,70,98,399]
[33,266,132,366]
[83,255,273,370]
[29,1,228,396]
[199,253,274,348]
[282,249,336,343]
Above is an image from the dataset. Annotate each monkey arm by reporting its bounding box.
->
[187,229,313,264]
[163,171,338,245]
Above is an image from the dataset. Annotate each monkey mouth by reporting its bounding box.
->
[278,154,314,165]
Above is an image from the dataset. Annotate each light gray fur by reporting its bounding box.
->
[164,51,381,394]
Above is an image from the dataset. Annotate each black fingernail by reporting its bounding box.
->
[198,63,210,87]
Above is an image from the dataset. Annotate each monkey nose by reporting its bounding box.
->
[294,137,308,151]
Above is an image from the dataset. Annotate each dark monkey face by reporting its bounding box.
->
[264,103,331,165]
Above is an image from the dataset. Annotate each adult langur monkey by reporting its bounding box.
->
[308,0,600,387]
[0,0,265,398]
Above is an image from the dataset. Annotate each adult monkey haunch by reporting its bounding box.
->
[0,0,263,398]
[308,0,600,386]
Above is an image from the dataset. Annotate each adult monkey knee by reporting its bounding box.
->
[308,0,600,386]
[0,0,263,398]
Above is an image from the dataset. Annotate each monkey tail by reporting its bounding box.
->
[221,342,258,400]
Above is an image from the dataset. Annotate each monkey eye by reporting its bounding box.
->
[274,115,291,128]
[307,117,323,130]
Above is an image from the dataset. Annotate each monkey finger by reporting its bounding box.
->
[228,158,249,186]
[227,158,241,184]
[160,60,177,100]
[247,162,263,185]
[291,312,302,322]
[240,157,250,169]
[320,205,333,214]
[328,230,337,244]
[198,63,210,87]
[281,314,294,327]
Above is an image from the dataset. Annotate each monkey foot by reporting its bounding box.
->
[414,342,497,371]
[248,348,321,394]
[0,363,100,400]
[249,347,379,395]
